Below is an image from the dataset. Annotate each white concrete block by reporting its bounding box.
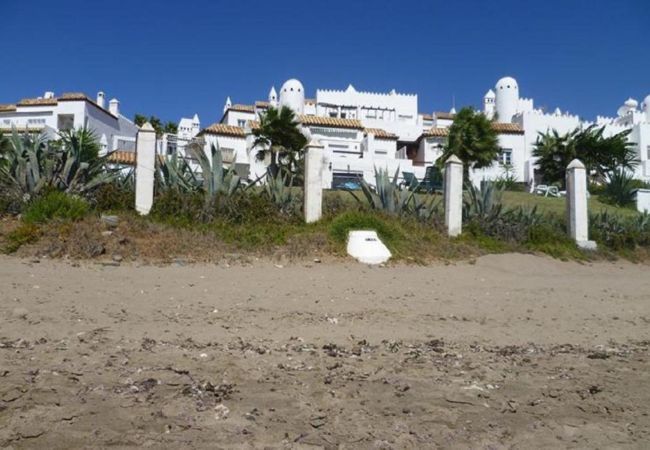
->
[444,155,463,237]
[135,122,156,215]
[304,139,325,223]
[636,189,650,213]
[347,230,391,265]
[566,159,596,249]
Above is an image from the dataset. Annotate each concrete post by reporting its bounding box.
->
[444,155,463,237]
[566,159,596,250]
[304,139,325,223]
[135,122,156,215]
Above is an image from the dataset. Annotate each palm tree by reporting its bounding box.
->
[439,107,500,180]
[252,106,307,178]
[533,125,636,187]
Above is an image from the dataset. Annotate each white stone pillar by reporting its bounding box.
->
[135,122,156,215]
[304,139,325,223]
[444,155,463,237]
[566,159,596,249]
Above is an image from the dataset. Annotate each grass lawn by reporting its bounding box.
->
[323,189,640,219]
[501,191,639,218]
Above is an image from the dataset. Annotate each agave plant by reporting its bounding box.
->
[264,169,296,214]
[347,167,432,217]
[462,181,504,221]
[0,127,115,208]
[601,168,636,207]
[156,150,199,193]
[186,141,241,217]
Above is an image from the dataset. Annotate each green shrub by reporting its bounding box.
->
[601,169,637,207]
[4,223,40,253]
[22,191,89,224]
[92,181,134,212]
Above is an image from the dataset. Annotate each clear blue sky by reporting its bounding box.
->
[2,0,648,126]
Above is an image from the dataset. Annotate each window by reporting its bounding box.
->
[498,148,512,166]
[646,145,650,160]
[221,148,235,163]
[28,118,45,125]
[329,112,338,118]
[237,119,246,127]
[340,112,347,119]
[57,114,74,131]
[366,109,376,119]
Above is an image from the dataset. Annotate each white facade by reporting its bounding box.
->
[193,76,649,188]
[0,91,138,153]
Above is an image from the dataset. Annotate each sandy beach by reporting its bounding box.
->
[1,254,649,448]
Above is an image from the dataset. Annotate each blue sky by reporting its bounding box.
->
[1,0,648,125]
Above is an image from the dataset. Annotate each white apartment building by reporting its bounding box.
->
[0,91,138,153]
[199,78,528,188]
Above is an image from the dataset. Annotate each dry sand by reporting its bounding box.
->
[0,254,649,449]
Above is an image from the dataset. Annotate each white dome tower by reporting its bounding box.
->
[279,78,305,115]
[483,89,496,119]
[268,86,278,107]
[494,76,519,123]
[644,95,650,122]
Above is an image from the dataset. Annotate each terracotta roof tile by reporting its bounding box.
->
[421,113,433,120]
[364,127,398,140]
[0,104,17,112]
[305,98,316,105]
[228,104,255,113]
[247,120,260,130]
[106,150,165,166]
[434,111,456,120]
[421,127,450,138]
[17,97,58,106]
[255,101,270,109]
[299,115,363,130]
[490,122,524,134]
[419,122,525,141]
[107,150,137,165]
[201,123,246,137]
[57,92,90,101]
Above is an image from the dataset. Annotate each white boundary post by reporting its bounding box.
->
[444,155,463,237]
[135,122,156,215]
[304,139,325,223]
[566,159,596,249]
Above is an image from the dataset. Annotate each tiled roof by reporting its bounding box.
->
[421,113,433,120]
[365,127,398,140]
[305,98,316,105]
[419,122,525,141]
[255,101,270,109]
[421,127,450,138]
[299,115,364,130]
[228,104,255,113]
[106,150,137,165]
[0,104,17,112]
[8,92,118,119]
[106,150,165,166]
[0,126,45,134]
[17,97,58,106]
[201,123,246,137]
[434,111,456,120]
[247,120,260,130]
[57,92,90,101]
[491,122,524,134]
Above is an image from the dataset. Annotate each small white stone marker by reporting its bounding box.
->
[304,138,325,223]
[135,122,156,215]
[347,230,391,265]
[444,155,464,237]
[636,188,650,214]
[566,159,597,250]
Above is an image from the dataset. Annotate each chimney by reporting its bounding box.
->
[109,98,119,116]
[96,91,105,108]
[43,91,55,99]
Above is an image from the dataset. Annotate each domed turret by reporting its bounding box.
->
[644,95,650,122]
[279,79,305,115]
[268,86,278,107]
[494,76,519,123]
[483,89,496,118]
[624,98,638,110]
